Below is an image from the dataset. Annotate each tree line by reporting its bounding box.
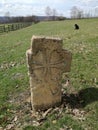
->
[45,6,66,20]
[70,6,98,19]
[1,5,97,24]
[0,15,39,24]
[45,6,98,19]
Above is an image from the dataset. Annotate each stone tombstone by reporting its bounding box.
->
[26,35,72,110]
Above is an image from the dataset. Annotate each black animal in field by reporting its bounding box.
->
[74,24,79,30]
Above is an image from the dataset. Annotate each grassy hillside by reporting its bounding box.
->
[0,18,98,129]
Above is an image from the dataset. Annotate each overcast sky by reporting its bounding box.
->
[0,0,98,17]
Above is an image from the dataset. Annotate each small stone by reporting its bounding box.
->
[33,121,40,126]
[52,120,57,124]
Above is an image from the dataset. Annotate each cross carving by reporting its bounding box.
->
[32,49,66,82]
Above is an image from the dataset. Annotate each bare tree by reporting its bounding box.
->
[94,7,98,17]
[77,10,83,18]
[5,11,10,17]
[45,6,52,17]
[45,6,64,21]
[52,8,58,20]
[84,10,93,18]
[45,6,58,20]
[70,6,83,19]
[4,11,10,23]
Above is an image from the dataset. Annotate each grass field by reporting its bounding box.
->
[0,18,98,130]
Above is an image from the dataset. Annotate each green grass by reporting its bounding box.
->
[0,18,98,129]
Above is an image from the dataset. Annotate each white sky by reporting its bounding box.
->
[0,0,98,17]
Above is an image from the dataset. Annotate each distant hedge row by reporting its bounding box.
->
[0,22,32,33]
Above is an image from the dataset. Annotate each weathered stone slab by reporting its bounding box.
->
[26,35,72,110]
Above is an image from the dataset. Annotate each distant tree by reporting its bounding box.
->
[94,8,98,17]
[70,6,78,18]
[4,11,10,17]
[45,6,52,17]
[57,16,66,21]
[77,10,83,18]
[83,10,93,18]
[52,8,58,20]
[70,6,83,19]
[4,11,10,23]
[45,6,59,21]
[84,12,91,18]
[23,15,37,23]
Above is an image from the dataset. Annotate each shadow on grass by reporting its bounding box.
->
[62,87,98,108]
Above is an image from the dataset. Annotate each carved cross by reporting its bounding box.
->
[26,36,72,110]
